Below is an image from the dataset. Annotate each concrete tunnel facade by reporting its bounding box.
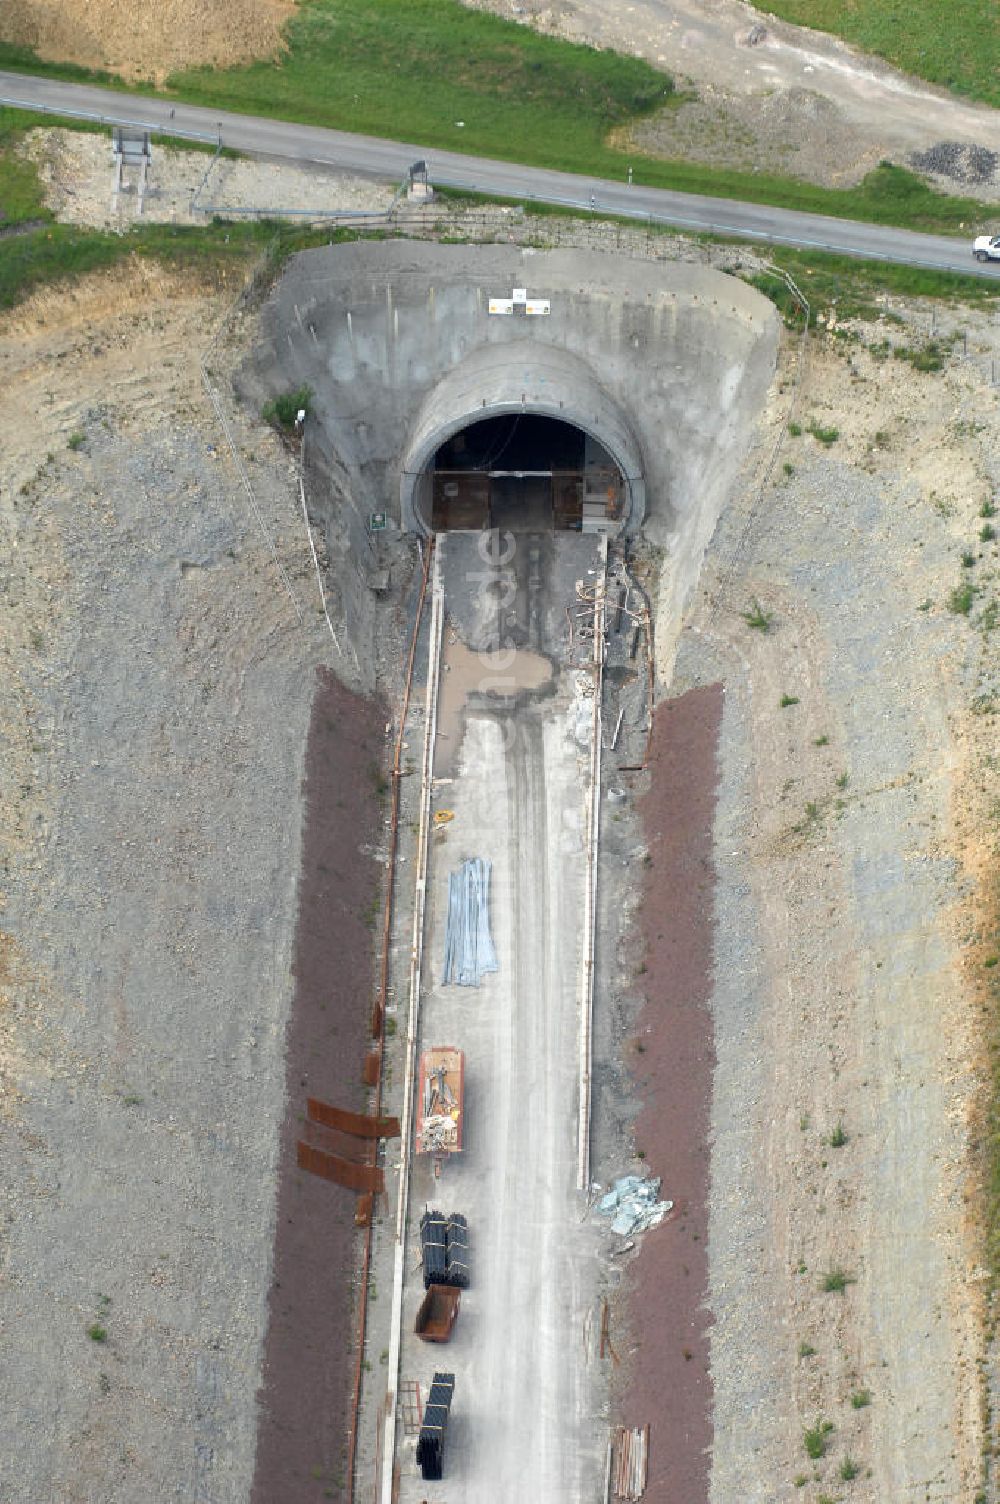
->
[244,242,780,657]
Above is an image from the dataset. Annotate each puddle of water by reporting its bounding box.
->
[435,634,554,773]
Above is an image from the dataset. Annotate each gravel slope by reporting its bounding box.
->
[0,266,348,1502]
[673,316,1000,1501]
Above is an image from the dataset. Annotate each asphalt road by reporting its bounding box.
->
[2,69,997,278]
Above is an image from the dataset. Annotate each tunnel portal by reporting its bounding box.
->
[427,414,623,533]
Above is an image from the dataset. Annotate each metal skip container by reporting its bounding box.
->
[416,1047,464,1159]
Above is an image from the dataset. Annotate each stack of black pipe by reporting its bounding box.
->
[416,1372,455,1481]
[420,1210,448,1289]
[421,1208,471,1289]
[445,1213,470,1289]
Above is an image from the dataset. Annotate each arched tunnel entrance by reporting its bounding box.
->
[399,345,646,537]
[427,413,624,532]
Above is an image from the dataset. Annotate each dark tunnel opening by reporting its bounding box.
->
[428,414,624,532]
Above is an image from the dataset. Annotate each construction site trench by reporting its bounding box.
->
[4,221,996,1504]
[237,240,781,1504]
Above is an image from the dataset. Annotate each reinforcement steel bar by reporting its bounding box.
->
[441,857,498,987]
[612,1425,649,1501]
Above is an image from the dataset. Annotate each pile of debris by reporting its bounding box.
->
[596,1176,673,1236]
[910,140,999,187]
[416,1048,464,1157]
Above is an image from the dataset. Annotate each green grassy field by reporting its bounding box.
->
[760,0,999,109]
[0,220,283,311]
[167,0,669,166]
[742,245,1000,321]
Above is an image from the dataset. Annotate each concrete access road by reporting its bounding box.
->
[2,69,997,278]
[388,532,608,1501]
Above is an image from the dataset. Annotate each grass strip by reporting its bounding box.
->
[0,42,118,88]
[0,219,273,310]
[740,244,1000,321]
[0,218,397,311]
[4,206,998,319]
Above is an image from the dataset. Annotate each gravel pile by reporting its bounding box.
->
[910,140,1000,186]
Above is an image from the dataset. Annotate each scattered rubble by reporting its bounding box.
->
[597,1175,674,1236]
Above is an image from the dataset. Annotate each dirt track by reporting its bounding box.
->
[385,532,608,1504]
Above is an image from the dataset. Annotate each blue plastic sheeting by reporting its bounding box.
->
[441,857,498,987]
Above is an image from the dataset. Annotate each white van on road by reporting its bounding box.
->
[973,234,1000,263]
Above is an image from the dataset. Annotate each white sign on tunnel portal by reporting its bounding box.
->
[489,287,550,317]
